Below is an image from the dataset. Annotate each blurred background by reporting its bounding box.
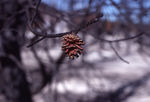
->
[0,0,150,102]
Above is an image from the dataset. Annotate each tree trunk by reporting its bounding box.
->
[0,0,32,102]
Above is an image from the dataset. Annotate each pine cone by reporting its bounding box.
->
[62,33,85,59]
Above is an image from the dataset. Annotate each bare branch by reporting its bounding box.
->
[31,0,42,25]
[26,14,103,47]
[99,32,144,43]
[110,43,129,64]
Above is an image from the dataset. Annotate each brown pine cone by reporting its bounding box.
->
[62,33,85,59]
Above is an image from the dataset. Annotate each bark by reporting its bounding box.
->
[0,0,32,102]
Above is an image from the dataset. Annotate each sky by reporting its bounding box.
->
[41,0,150,23]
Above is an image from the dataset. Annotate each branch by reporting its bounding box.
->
[27,36,45,47]
[31,0,42,25]
[110,43,129,64]
[99,32,144,43]
[26,12,103,47]
[28,14,103,37]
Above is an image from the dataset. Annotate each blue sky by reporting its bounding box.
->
[41,0,150,23]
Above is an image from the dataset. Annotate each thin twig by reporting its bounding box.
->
[99,32,144,43]
[110,43,129,64]
[74,14,103,34]
[31,0,42,25]
[27,36,46,47]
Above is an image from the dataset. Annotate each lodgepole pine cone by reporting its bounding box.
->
[62,33,85,59]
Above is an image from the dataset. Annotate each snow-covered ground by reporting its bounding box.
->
[22,36,150,102]
[23,20,150,102]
